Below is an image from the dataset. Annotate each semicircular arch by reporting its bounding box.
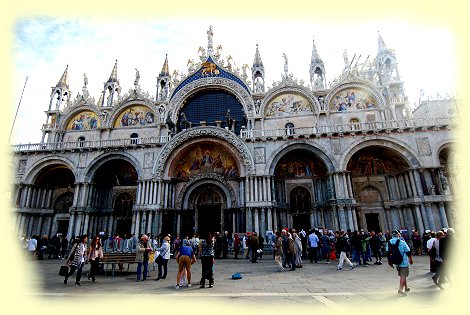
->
[261,85,320,118]
[22,156,77,185]
[60,106,102,131]
[177,173,236,210]
[153,126,255,179]
[81,152,142,183]
[339,137,422,171]
[168,78,255,122]
[108,99,157,129]
[266,141,337,175]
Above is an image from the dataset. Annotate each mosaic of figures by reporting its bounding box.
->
[66,111,99,130]
[348,154,395,176]
[172,143,238,179]
[329,88,377,111]
[275,151,327,179]
[114,105,155,128]
[94,160,138,186]
[265,93,313,117]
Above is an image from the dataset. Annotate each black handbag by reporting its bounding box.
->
[59,265,69,276]
[155,255,163,264]
[428,246,437,259]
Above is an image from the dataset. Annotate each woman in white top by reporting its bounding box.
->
[154,236,171,280]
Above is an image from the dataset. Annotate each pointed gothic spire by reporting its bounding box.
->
[253,44,263,67]
[378,32,387,53]
[108,59,118,82]
[207,25,214,57]
[160,54,169,76]
[311,38,322,63]
[57,65,69,88]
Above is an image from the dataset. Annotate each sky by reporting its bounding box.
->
[11,17,457,144]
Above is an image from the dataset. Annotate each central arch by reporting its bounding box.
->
[178,175,236,236]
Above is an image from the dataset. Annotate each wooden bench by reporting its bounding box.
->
[101,252,137,276]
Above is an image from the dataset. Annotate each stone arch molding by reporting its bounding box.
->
[353,181,387,203]
[260,85,320,117]
[177,173,237,210]
[22,156,77,185]
[107,98,157,129]
[325,81,386,111]
[59,105,102,130]
[168,77,255,120]
[153,126,255,179]
[82,152,143,183]
[266,140,338,175]
[339,137,422,171]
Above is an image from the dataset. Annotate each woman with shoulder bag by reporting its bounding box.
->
[198,231,215,288]
[87,236,103,283]
[154,236,171,280]
[64,234,88,286]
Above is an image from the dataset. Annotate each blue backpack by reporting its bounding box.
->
[231,273,242,280]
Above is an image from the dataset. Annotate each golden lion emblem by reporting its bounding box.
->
[201,62,220,75]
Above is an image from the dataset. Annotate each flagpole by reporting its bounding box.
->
[9,76,29,143]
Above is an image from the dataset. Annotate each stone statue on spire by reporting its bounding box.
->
[134,68,140,88]
[83,73,88,87]
[207,25,214,56]
[282,53,288,75]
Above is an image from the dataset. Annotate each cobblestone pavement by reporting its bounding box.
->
[26,254,450,309]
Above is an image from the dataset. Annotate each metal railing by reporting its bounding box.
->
[240,117,453,139]
[12,117,453,152]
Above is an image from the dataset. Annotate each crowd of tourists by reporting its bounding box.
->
[20,226,455,295]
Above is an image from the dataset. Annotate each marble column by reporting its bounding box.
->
[260,208,266,237]
[249,178,254,203]
[266,177,272,202]
[438,202,449,229]
[67,213,75,239]
[147,210,153,234]
[254,177,259,202]
[407,171,418,197]
[272,209,278,231]
[134,211,140,235]
[254,208,259,234]
[347,206,354,231]
[267,208,272,231]
[36,216,43,236]
[337,205,347,230]
[83,213,90,236]
[74,212,83,237]
[424,203,436,231]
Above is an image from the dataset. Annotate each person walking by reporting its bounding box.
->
[87,236,103,283]
[64,234,88,286]
[198,232,215,288]
[222,231,231,259]
[335,231,355,271]
[251,232,259,263]
[320,230,331,263]
[154,236,171,280]
[136,234,152,282]
[233,234,241,259]
[175,244,196,289]
[27,235,37,259]
[286,232,296,270]
[433,228,454,288]
[387,230,413,296]
[274,231,284,272]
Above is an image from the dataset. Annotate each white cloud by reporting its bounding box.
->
[11,18,456,144]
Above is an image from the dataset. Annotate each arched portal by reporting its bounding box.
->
[91,159,138,237]
[113,192,134,236]
[274,148,328,230]
[289,186,312,231]
[347,145,411,232]
[33,164,75,237]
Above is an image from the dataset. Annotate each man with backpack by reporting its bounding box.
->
[387,230,413,297]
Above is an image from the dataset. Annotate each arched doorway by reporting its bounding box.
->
[347,145,410,231]
[53,191,74,235]
[273,148,328,230]
[195,186,223,235]
[34,164,75,237]
[114,193,133,236]
[289,186,311,231]
[92,159,138,236]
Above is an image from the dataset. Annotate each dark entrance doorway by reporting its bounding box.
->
[198,205,221,235]
[292,214,310,231]
[181,210,196,238]
[365,213,381,233]
[114,193,133,236]
[57,220,69,235]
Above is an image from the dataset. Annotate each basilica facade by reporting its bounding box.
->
[11,27,456,240]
